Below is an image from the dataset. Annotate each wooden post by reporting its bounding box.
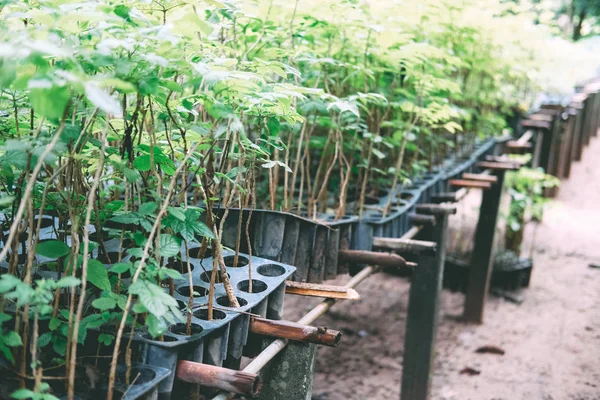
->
[588,90,600,140]
[569,105,582,168]
[582,91,594,148]
[463,169,506,323]
[258,341,317,400]
[540,118,557,175]
[400,210,449,400]
[562,109,577,179]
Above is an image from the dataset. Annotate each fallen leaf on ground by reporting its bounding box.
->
[475,345,505,355]
[459,367,481,376]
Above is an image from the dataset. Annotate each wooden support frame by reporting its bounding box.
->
[449,179,491,190]
[431,188,469,203]
[462,173,497,183]
[285,281,360,300]
[463,169,506,323]
[521,119,551,130]
[484,155,527,166]
[400,209,450,400]
[475,161,520,170]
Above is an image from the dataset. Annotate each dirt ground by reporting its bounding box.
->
[283,137,600,400]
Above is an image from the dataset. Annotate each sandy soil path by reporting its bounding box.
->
[284,136,600,400]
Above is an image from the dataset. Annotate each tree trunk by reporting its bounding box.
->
[573,9,586,41]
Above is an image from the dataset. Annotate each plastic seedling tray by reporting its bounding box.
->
[129,249,295,399]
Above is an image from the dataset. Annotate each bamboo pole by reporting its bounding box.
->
[285,281,360,300]
[176,361,261,397]
[250,317,342,347]
[372,237,436,254]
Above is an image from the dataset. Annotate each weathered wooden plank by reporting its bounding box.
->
[285,281,360,300]
[462,173,497,183]
[449,179,491,189]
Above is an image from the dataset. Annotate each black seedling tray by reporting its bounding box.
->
[127,249,295,399]
[214,207,358,284]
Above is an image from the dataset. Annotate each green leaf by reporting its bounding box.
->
[2,331,22,347]
[10,388,34,399]
[138,202,158,216]
[0,59,16,91]
[109,213,142,224]
[138,76,160,96]
[49,318,61,331]
[87,260,111,291]
[168,207,186,221]
[129,280,178,318]
[132,302,148,314]
[35,241,70,259]
[133,155,151,171]
[56,276,81,288]
[146,313,167,338]
[98,333,114,346]
[123,168,141,182]
[37,332,52,348]
[0,313,12,323]
[0,344,14,363]
[114,4,131,21]
[110,262,131,274]
[159,234,181,257]
[193,221,215,239]
[0,275,20,293]
[266,118,281,136]
[6,282,33,307]
[29,85,70,121]
[0,195,15,206]
[92,297,116,311]
[78,314,104,344]
[53,336,67,356]
[163,268,183,280]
